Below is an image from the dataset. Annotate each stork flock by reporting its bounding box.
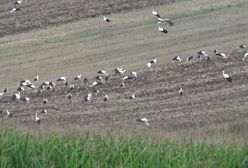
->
[4,5,248,127]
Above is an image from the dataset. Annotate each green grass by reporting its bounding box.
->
[0,131,247,167]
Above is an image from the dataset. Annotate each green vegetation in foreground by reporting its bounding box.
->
[0,131,248,168]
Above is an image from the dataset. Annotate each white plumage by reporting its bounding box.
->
[102,15,110,22]
[35,113,40,124]
[157,18,173,26]
[178,88,183,96]
[222,71,232,82]
[242,52,248,61]
[158,26,168,34]
[147,58,157,68]
[137,117,150,126]
[74,74,81,80]
[172,56,182,62]
[152,10,160,18]
[57,76,67,82]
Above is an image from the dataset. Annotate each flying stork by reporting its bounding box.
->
[157,18,174,26]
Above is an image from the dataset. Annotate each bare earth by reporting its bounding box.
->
[0,0,248,137]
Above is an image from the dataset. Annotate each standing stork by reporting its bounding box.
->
[97,70,108,76]
[102,15,110,22]
[35,113,40,124]
[137,117,150,126]
[222,71,232,82]
[7,110,13,118]
[9,8,20,13]
[34,75,39,81]
[214,49,228,59]
[172,56,182,62]
[242,52,248,61]
[240,44,246,50]
[178,88,183,96]
[74,74,81,80]
[15,0,22,4]
[147,58,157,68]
[158,26,168,34]
[67,94,72,103]
[186,56,193,62]
[103,95,109,102]
[43,98,48,105]
[129,93,136,100]
[152,10,160,18]
[114,67,126,74]
[57,76,67,82]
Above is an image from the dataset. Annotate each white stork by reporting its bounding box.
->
[15,0,22,4]
[23,97,30,103]
[152,10,160,18]
[34,75,39,81]
[129,93,136,100]
[35,113,40,124]
[157,18,174,26]
[95,76,103,81]
[103,95,109,102]
[57,76,67,82]
[120,82,125,88]
[12,92,20,101]
[102,15,110,22]
[121,76,133,81]
[214,49,228,59]
[147,58,157,68]
[178,88,183,96]
[9,8,20,13]
[7,110,13,118]
[240,44,246,50]
[172,56,182,62]
[69,85,75,90]
[131,71,137,78]
[74,74,81,80]
[137,117,150,126]
[43,98,48,105]
[222,71,232,82]
[186,56,193,62]
[114,67,126,74]
[97,70,108,76]
[27,84,35,89]
[158,26,168,34]
[242,52,248,61]
[89,81,98,88]
[84,93,92,102]
[41,109,47,114]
